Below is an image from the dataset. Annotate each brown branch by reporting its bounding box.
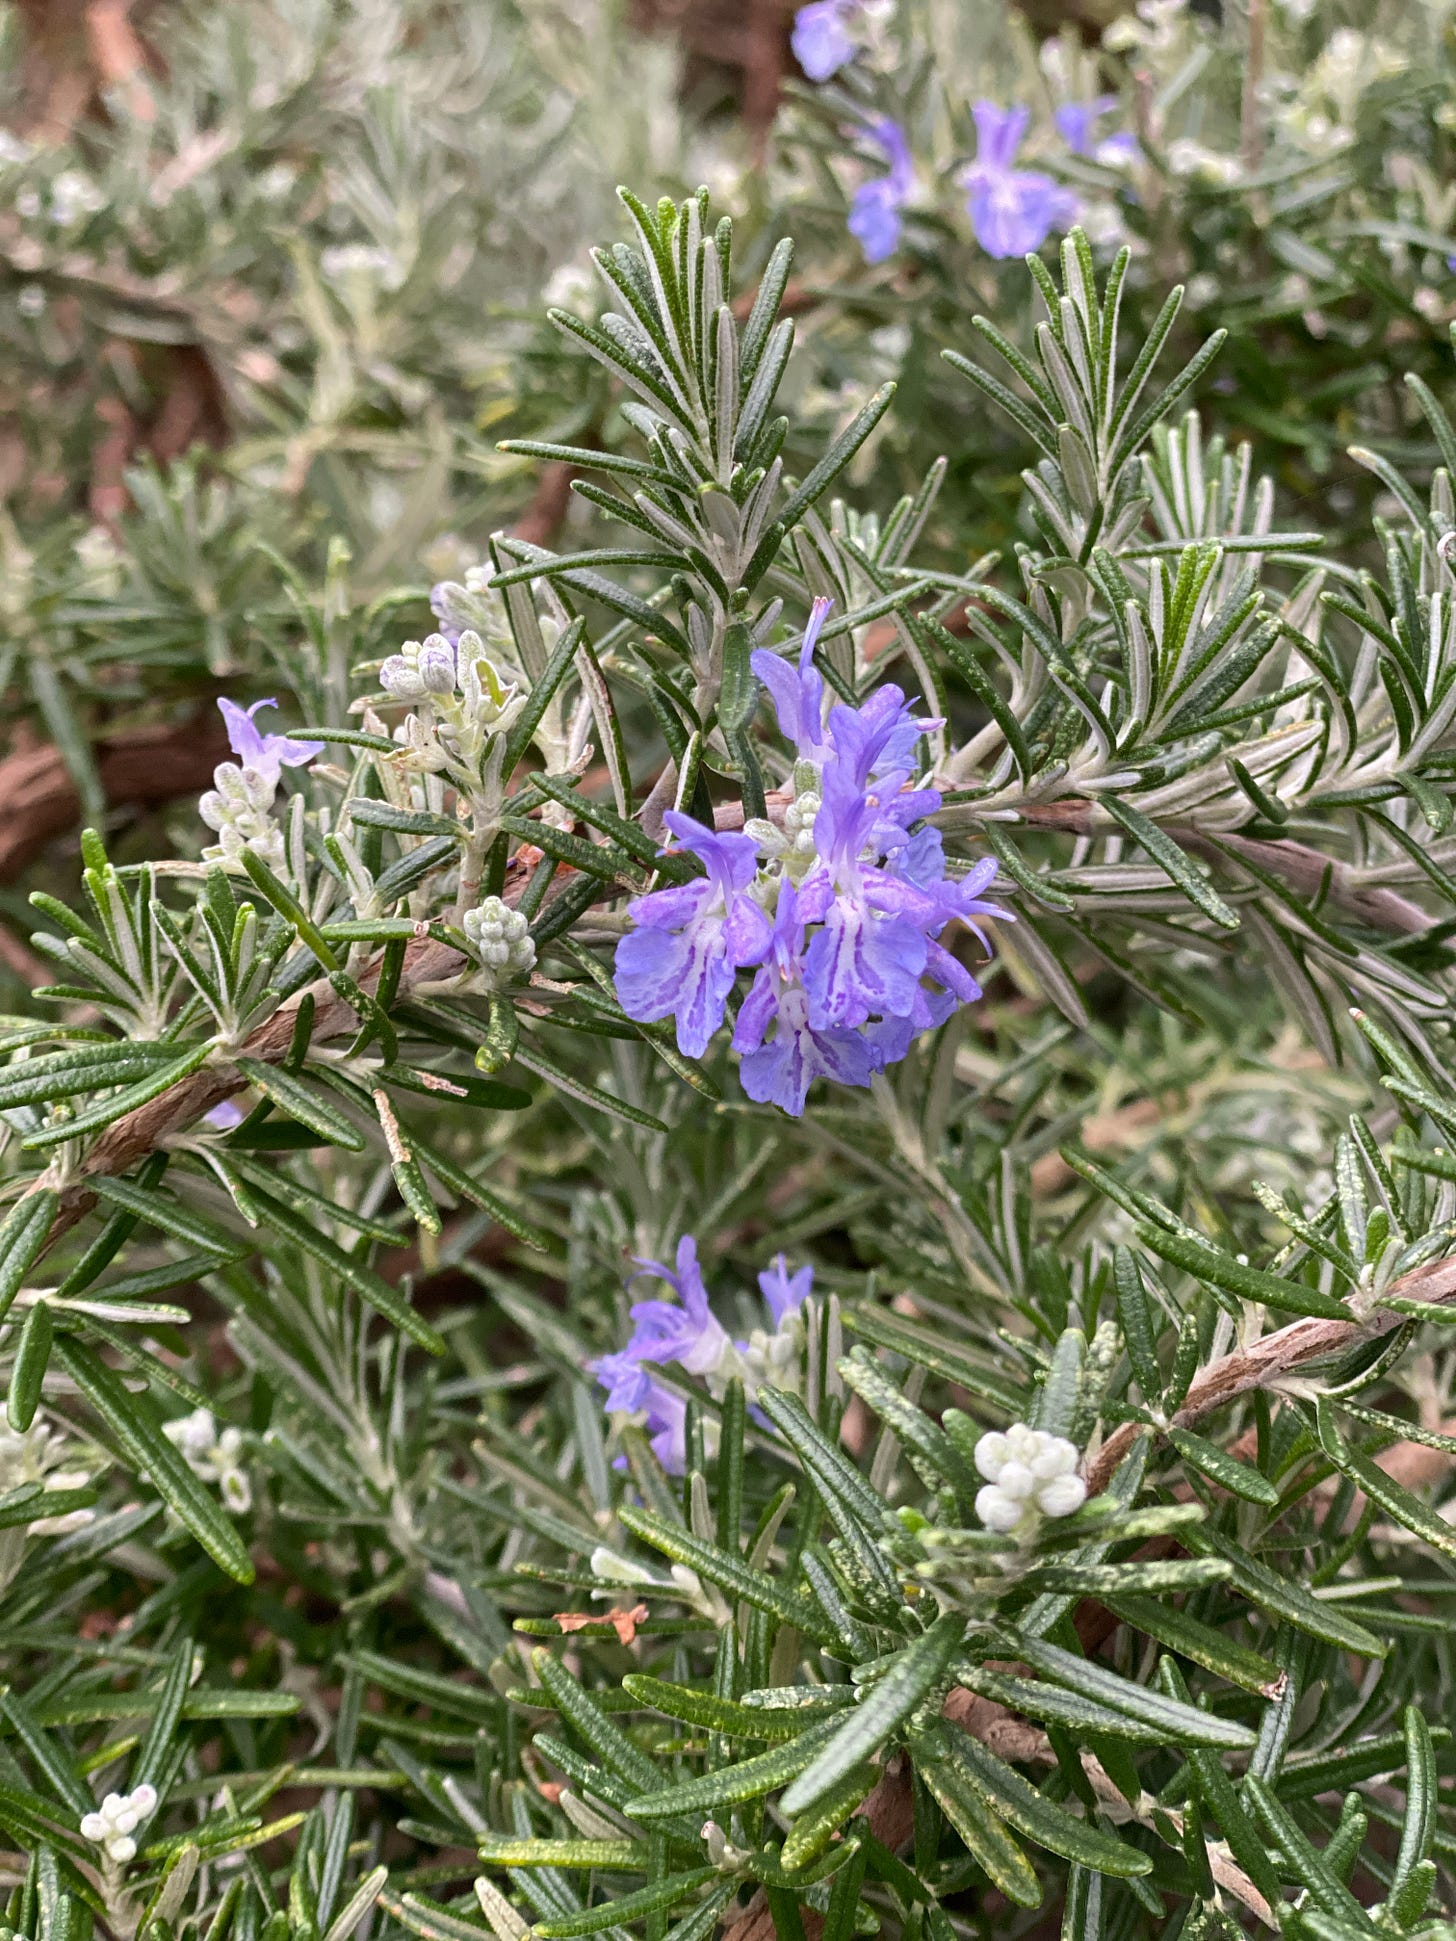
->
[29,855,616,1252]
[0,712,230,885]
[34,936,452,1247]
[83,0,155,122]
[1087,1252,1456,1493]
[1018,801,1432,936]
[511,461,580,550]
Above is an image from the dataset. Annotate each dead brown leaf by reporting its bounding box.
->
[552,1603,650,1646]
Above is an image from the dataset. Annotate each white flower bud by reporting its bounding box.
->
[1030,1438,1077,1481]
[417,633,458,694]
[379,652,427,700]
[994,1461,1036,1502]
[1037,1474,1088,1518]
[463,895,536,980]
[974,1421,1086,1527]
[975,1484,1026,1533]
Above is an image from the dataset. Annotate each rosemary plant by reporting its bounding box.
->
[1,11,1456,1941]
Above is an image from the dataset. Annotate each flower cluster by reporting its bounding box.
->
[81,1785,157,1867]
[615,600,1008,1116]
[824,89,1137,266]
[421,567,579,791]
[973,1423,1087,1532]
[163,1407,251,1513]
[199,699,322,871]
[592,1238,813,1473]
[462,895,536,982]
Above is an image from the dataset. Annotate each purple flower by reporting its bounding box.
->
[593,1349,688,1472]
[593,1235,815,1473]
[625,1237,731,1376]
[800,757,941,1029]
[800,727,1012,1039]
[759,1254,814,1325]
[614,812,773,1058]
[202,1098,245,1132]
[751,596,833,762]
[593,1238,727,1476]
[964,102,1077,259]
[848,119,915,264]
[594,1347,653,1413]
[734,879,879,1117]
[1055,97,1111,156]
[218,699,323,787]
[1057,99,1139,167]
[642,1385,688,1473]
[791,0,856,81]
[824,682,938,791]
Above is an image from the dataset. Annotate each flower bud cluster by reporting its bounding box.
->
[163,1407,251,1513]
[377,629,525,780]
[378,632,459,700]
[428,565,520,659]
[973,1422,1087,1531]
[462,896,536,982]
[199,762,285,870]
[81,1785,157,1866]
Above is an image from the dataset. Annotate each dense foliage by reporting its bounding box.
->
[3,9,1456,1941]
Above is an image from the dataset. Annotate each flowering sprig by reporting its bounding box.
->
[591,1237,813,1473]
[369,568,586,919]
[614,600,1009,1115]
[378,628,526,785]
